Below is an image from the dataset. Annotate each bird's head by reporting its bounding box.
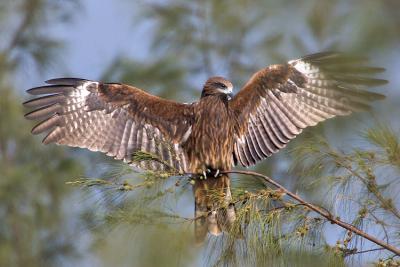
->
[201,76,233,100]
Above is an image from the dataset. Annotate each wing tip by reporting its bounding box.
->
[301,51,367,60]
[22,99,32,107]
[24,110,36,120]
[373,79,389,86]
[26,78,90,95]
[26,86,44,95]
[45,77,89,85]
[359,91,386,101]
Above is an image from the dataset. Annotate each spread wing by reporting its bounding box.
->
[24,78,194,173]
[229,52,387,167]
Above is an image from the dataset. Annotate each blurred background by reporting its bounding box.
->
[1,0,400,266]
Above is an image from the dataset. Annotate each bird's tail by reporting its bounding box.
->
[193,174,236,244]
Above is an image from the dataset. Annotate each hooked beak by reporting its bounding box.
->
[217,87,233,100]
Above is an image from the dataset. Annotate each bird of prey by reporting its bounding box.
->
[24,52,387,242]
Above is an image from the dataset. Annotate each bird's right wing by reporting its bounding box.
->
[24,78,195,173]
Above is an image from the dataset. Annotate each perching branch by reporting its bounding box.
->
[84,151,400,256]
[221,170,400,256]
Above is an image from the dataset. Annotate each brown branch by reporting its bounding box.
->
[222,170,400,256]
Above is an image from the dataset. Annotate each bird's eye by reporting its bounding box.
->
[218,83,227,89]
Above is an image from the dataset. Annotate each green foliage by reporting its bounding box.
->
[0,1,85,266]
[0,0,80,74]
[86,0,400,266]
[0,83,84,267]
[2,0,400,266]
[77,155,349,266]
[76,123,400,266]
[365,125,400,168]
[290,125,400,263]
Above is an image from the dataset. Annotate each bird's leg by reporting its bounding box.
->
[203,168,221,179]
[205,167,221,178]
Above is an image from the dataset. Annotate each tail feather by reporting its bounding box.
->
[193,174,236,243]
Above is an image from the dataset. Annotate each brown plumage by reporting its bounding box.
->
[24,52,387,243]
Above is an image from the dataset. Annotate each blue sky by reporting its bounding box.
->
[21,1,151,88]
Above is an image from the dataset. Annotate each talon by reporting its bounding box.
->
[202,171,207,179]
[214,169,220,178]
[206,168,212,173]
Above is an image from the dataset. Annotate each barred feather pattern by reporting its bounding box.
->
[231,52,387,167]
[24,79,193,173]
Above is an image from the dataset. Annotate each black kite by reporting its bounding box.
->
[24,52,387,242]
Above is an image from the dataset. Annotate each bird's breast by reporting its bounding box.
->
[184,97,236,173]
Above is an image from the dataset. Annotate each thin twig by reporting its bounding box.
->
[341,163,400,220]
[222,170,400,256]
[349,247,385,256]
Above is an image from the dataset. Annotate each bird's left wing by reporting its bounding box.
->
[24,78,195,173]
[229,52,387,167]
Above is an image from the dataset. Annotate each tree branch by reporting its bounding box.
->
[221,170,400,256]
[4,1,38,55]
